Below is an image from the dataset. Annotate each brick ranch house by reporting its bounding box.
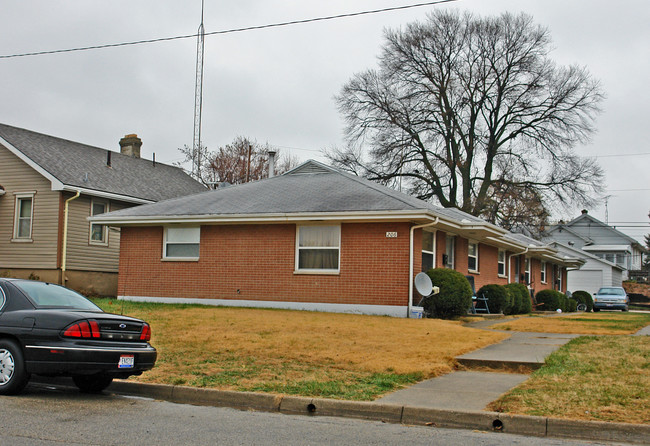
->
[91,160,582,317]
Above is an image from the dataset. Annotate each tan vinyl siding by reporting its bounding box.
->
[0,145,60,269]
[65,196,130,272]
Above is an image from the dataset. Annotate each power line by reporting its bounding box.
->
[606,188,650,192]
[0,0,458,60]
[593,152,650,158]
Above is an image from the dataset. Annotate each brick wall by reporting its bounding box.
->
[118,222,412,307]
[118,222,570,309]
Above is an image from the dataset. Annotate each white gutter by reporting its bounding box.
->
[61,190,81,285]
[408,217,439,318]
[61,185,154,205]
[89,210,445,226]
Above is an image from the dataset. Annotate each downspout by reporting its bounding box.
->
[61,190,81,285]
[408,217,439,318]
[508,248,528,284]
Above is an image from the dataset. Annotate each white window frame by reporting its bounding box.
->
[541,261,547,283]
[295,224,341,274]
[444,235,455,269]
[163,226,200,261]
[524,258,531,285]
[468,241,479,273]
[421,230,435,272]
[13,192,35,241]
[497,250,506,277]
[89,199,109,246]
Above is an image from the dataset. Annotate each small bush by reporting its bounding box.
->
[535,289,564,311]
[508,287,523,314]
[478,284,510,314]
[572,290,593,312]
[567,298,578,312]
[422,268,472,319]
[504,283,532,314]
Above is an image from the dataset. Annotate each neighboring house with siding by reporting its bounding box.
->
[0,123,206,295]
[91,160,580,317]
[544,210,647,284]
[547,241,624,295]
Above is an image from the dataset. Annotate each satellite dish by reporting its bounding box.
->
[414,272,433,297]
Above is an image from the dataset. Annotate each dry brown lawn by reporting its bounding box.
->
[490,312,650,335]
[96,300,506,399]
[488,336,650,424]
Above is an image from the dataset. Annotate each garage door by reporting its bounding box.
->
[567,270,602,295]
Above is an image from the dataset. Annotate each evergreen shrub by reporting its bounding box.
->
[423,268,472,319]
[567,298,578,312]
[504,282,532,314]
[572,290,593,312]
[535,289,563,311]
[477,284,510,314]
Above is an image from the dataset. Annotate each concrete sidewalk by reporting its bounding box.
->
[376,331,577,411]
[377,317,648,412]
[376,370,529,411]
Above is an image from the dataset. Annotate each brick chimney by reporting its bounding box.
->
[119,134,142,158]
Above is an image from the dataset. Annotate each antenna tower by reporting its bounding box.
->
[192,0,205,180]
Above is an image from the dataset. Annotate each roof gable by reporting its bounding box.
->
[0,123,206,203]
[561,212,642,249]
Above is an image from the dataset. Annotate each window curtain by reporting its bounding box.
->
[298,226,339,269]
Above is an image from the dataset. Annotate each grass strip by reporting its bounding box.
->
[491,312,650,335]
[488,336,650,424]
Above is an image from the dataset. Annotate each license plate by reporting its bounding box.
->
[118,355,135,369]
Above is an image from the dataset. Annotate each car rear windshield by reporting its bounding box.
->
[597,288,625,295]
[13,281,101,311]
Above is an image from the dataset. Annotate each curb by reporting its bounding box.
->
[108,381,650,444]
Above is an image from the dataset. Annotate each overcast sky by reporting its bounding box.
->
[2,0,649,243]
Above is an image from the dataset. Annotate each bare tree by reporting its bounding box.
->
[330,10,605,223]
[177,137,298,187]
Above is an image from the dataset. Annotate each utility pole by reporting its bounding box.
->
[192,0,205,180]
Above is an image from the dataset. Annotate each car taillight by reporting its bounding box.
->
[63,319,101,339]
[140,323,151,341]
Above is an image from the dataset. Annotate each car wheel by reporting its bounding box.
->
[593,308,600,312]
[576,303,587,312]
[0,339,30,395]
[73,374,114,393]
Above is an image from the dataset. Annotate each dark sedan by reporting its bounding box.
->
[0,278,156,395]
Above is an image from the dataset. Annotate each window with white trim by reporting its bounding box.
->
[468,241,479,272]
[90,200,109,245]
[296,225,340,272]
[541,261,547,283]
[524,258,531,284]
[444,235,455,269]
[163,227,200,259]
[497,250,506,277]
[13,193,34,240]
[421,230,434,272]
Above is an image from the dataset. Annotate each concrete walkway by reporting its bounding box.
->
[376,370,530,411]
[378,315,649,412]
[456,331,579,370]
[376,323,578,411]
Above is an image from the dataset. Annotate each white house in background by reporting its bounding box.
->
[544,209,646,283]
[548,241,625,295]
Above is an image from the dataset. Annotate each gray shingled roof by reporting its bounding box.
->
[98,160,492,221]
[0,123,206,202]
